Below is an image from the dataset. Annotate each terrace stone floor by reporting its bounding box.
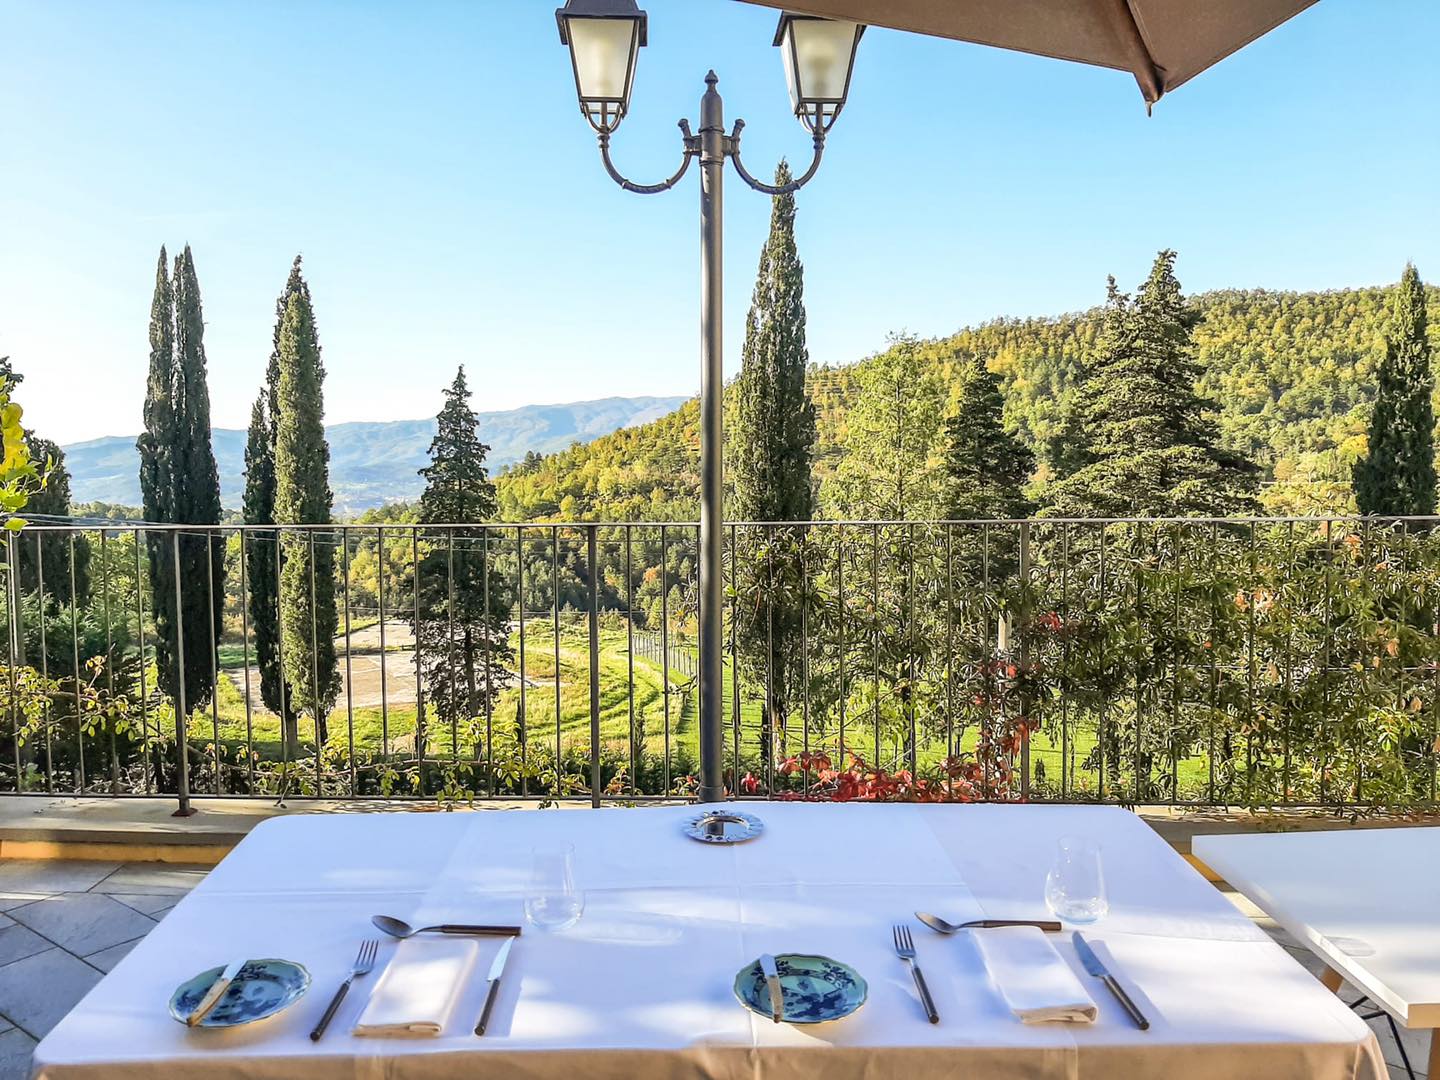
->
[0,860,1423,1080]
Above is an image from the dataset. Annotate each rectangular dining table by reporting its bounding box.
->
[1195,826,1440,1078]
[32,802,1384,1080]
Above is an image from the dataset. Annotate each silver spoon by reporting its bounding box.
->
[371,915,522,939]
[915,911,1062,934]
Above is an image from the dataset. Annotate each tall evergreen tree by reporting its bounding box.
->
[166,245,225,711]
[1354,264,1435,516]
[274,285,339,751]
[728,161,817,763]
[730,160,815,523]
[942,353,1035,521]
[244,257,309,728]
[1047,250,1259,517]
[136,248,182,702]
[409,367,514,760]
[242,393,290,727]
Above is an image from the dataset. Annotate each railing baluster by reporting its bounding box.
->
[446,528,457,761]
[341,527,355,795]
[727,523,737,794]
[552,525,561,788]
[36,533,52,792]
[517,525,527,797]
[626,526,636,797]
[69,534,84,793]
[6,533,20,792]
[376,526,388,771]
[170,530,192,816]
[239,531,256,795]
[412,525,424,790]
[135,528,151,795]
[205,531,219,795]
[587,525,601,807]
[660,524,669,795]
[101,530,117,792]
[482,526,493,798]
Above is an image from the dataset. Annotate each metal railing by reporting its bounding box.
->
[4,517,1438,812]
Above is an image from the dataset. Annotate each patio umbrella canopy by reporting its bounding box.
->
[736,0,1318,107]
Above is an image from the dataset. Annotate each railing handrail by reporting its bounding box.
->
[16,513,1440,532]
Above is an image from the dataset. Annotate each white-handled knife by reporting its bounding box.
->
[759,954,784,1023]
[474,935,515,1036]
[187,958,247,1027]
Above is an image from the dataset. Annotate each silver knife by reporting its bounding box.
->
[759,953,784,1023]
[1073,933,1149,1030]
[474,936,515,1036]
[187,958,247,1027]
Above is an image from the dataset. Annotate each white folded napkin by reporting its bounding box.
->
[974,926,1098,1024]
[353,937,479,1037]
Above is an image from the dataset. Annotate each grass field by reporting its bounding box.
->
[173,619,1217,798]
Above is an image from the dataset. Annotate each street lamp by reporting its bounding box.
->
[557,1,863,803]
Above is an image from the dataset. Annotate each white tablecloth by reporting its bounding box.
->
[32,803,1385,1080]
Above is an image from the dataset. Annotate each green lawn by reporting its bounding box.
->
[182,620,1214,798]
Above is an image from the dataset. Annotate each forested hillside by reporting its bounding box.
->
[497,283,1440,520]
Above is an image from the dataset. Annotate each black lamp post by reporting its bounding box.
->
[558,0,863,802]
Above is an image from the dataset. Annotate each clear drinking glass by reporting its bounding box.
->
[524,844,584,931]
[1044,835,1108,924]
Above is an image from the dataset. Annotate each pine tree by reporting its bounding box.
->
[728,161,817,763]
[409,367,514,759]
[943,353,1035,520]
[243,257,309,728]
[1354,264,1435,516]
[1047,250,1259,517]
[274,284,339,751]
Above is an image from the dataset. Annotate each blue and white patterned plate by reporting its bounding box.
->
[683,809,764,844]
[733,953,867,1024]
[168,959,310,1028]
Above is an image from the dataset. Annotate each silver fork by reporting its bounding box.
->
[893,924,939,1024]
[310,939,379,1041]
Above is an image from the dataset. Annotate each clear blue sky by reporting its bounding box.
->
[3,0,1437,445]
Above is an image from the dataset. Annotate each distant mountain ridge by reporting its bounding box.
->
[62,395,688,515]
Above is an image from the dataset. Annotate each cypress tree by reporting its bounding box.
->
[1354,264,1434,516]
[728,161,816,764]
[730,160,815,524]
[410,366,514,760]
[244,257,309,728]
[274,284,339,751]
[137,248,181,700]
[243,393,290,727]
[1047,250,1259,517]
[166,245,225,711]
[942,353,1035,521]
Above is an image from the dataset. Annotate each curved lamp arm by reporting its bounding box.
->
[727,119,826,196]
[598,120,699,195]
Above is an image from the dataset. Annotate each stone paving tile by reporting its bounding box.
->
[0,1028,36,1080]
[108,892,182,917]
[0,923,52,967]
[10,893,155,958]
[82,935,143,973]
[0,947,102,1039]
[0,860,119,900]
[93,863,208,895]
